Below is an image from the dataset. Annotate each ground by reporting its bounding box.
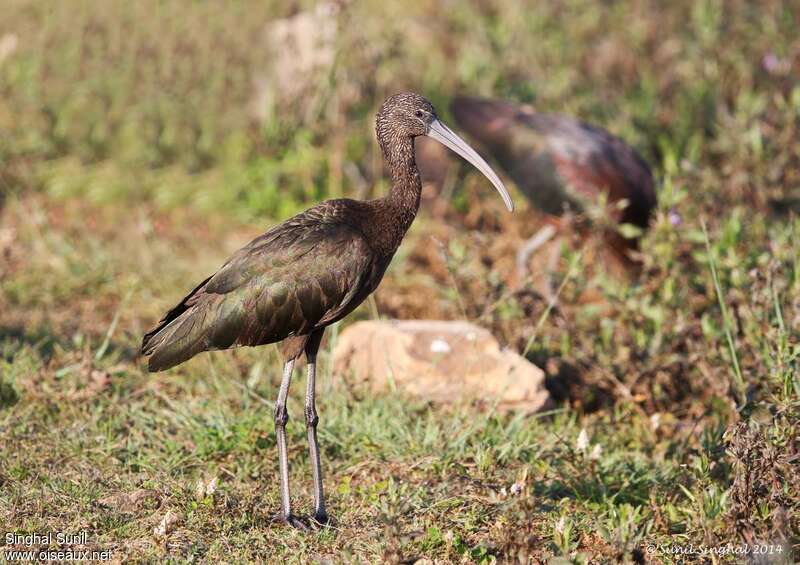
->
[1,0,799,563]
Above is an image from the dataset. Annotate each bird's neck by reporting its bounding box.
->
[370,136,422,256]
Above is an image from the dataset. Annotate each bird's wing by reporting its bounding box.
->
[520,114,656,223]
[141,202,376,370]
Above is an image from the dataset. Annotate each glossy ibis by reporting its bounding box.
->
[140,92,513,528]
[450,96,656,285]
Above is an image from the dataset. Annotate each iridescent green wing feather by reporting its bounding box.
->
[141,201,375,371]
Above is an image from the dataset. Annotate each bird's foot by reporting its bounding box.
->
[271,512,332,531]
[309,511,330,529]
[272,512,311,531]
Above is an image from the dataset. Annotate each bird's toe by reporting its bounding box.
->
[272,512,311,531]
[286,515,310,530]
[310,512,331,529]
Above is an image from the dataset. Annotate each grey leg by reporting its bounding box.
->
[542,238,563,306]
[516,224,557,281]
[274,358,305,528]
[304,330,328,525]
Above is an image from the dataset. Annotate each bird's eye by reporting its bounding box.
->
[415,110,424,118]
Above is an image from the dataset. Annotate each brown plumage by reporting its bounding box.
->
[141,203,382,369]
[449,96,657,277]
[140,92,513,528]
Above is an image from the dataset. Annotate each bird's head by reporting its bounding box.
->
[377,92,437,138]
[376,92,514,212]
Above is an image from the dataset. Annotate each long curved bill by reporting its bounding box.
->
[426,119,514,212]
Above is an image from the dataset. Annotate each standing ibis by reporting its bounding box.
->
[449,96,657,284]
[140,92,513,528]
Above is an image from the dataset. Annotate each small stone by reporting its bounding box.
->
[154,511,179,538]
[650,413,661,431]
[0,34,18,64]
[195,476,218,500]
[576,429,589,452]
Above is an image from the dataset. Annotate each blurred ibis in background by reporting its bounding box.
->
[140,92,513,529]
[450,96,657,288]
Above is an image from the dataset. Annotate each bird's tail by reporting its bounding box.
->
[141,276,218,372]
[141,291,246,372]
[141,309,209,372]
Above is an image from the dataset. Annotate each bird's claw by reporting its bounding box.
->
[310,512,330,529]
[287,515,311,530]
[272,512,331,531]
[272,512,310,530]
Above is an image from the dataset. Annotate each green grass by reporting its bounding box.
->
[1,0,799,562]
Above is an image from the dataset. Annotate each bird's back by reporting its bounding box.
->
[520,113,656,227]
